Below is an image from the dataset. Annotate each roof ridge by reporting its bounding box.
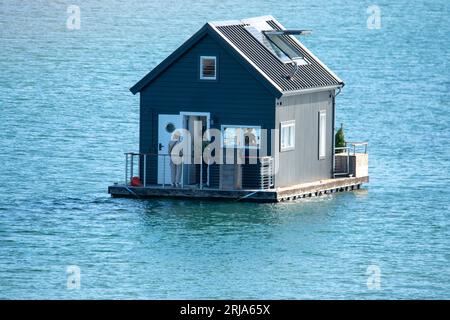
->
[209,15,277,27]
[130,17,343,95]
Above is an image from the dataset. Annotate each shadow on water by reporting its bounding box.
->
[128,190,367,232]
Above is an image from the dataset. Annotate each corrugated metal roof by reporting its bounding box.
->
[131,16,343,96]
[211,17,343,93]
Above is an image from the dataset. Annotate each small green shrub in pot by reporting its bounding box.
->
[335,123,345,153]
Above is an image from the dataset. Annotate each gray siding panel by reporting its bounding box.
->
[139,35,275,184]
[275,90,334,187]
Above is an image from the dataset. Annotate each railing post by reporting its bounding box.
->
[143,154,147,187]
[130,154,134,180]
[347,148,350,175]
[181,161,184,189]
[162,154,166,188]
[260,160,263,190]
[267,157,274,189]
[207,163,210,188]
[200,162,203,190]
[125,153,128,185]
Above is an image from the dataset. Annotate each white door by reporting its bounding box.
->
[158,114,181,184]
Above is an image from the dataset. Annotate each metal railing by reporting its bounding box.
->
[125,152,186,188]
[333,146,351,177]
[123,152,274,191]
[346,141,368,155]
[334,141,368,177]
[260,156,274,190]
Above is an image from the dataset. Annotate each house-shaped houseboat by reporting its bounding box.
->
[109,16,368,202]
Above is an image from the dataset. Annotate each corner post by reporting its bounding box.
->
[125,153,128,185]
[143,154,147,187]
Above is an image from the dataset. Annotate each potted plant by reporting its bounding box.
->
[335,123,345,153]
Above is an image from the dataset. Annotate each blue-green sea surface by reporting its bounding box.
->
[0,0,449,299]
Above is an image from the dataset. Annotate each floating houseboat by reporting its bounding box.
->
[108,16,368,202]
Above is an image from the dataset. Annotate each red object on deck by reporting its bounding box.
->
[130,176,142,186]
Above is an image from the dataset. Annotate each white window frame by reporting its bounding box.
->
[280,120,295,152]
[318,110,326,159]
[220,125,261,149]
[200,56,217,80]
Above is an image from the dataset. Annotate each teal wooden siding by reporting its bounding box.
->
[138,34,275,185]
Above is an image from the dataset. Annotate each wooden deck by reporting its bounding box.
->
[108,176,369,203]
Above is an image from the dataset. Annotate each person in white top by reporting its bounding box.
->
[168,131,182,187]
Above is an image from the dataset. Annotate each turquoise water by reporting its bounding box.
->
[0,0,449,299]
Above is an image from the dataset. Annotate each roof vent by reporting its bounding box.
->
[287,62,299,80]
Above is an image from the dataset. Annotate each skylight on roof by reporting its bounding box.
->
[265,33,308,65]
[244,21,308,65]
[245,25,292,63]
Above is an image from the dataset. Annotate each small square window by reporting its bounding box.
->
[200,56,217,80]
[280,121,295,151]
